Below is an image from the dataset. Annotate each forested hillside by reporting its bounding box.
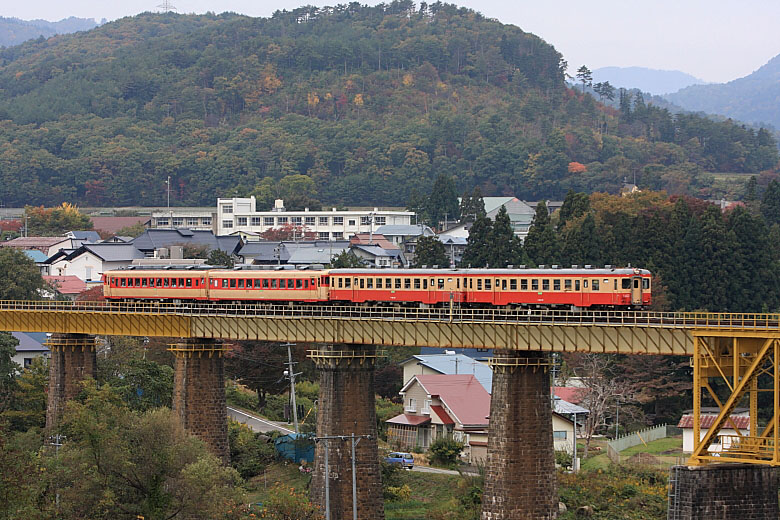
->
[0,3,777,208]
[0,17,98,47]
[665,53,780,131]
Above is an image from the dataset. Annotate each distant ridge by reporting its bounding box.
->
[664,54,780,130]
[0,16,99,47]
[592,66,707,95]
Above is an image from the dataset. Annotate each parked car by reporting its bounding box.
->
[385,452,414,469]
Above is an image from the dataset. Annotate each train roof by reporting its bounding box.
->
[329,267,651,276]
[105,266,651,276]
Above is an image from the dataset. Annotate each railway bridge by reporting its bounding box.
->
[2,301,779,519]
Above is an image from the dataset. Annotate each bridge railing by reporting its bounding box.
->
[2,300,780,330]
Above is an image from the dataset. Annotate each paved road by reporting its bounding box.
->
[227,406,295,435]
[411,465,478,477]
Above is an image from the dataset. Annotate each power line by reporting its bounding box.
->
[157,0,177,13]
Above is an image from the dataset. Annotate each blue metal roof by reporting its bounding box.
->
[23,249,48,263]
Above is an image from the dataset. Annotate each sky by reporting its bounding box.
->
[2,0,779,84]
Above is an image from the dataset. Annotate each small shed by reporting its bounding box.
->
[274,433,314,463]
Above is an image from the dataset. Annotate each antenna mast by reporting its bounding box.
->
[157,0,177,13]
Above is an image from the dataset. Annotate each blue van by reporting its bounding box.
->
[385,452,414,469]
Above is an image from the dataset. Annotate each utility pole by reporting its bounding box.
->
[283,343,301,433]
[315,434,372,520]
[49,434,66,507]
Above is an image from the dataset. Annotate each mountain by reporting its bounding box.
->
[0,16,99,47]
[0,6,775,208]
[664,54,780,130]
[591,66,707,95]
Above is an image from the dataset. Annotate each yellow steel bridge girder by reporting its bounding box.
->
[0,310,191,338]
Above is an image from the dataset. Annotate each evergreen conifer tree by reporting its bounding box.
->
[487,206,525,267]
[760,180,780,226]
[523,201,559,266]
[461,214,492,267]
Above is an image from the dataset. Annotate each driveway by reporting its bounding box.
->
[227,406,295,435]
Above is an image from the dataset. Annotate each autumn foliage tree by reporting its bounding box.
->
[24,203,92,236]
[259,223,316,241]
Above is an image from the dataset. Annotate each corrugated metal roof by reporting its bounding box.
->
[678,414,751,429]
[23,249,48,263]
[386,414,431,426]
[414,375,490,427]
[82,243,146,262]
[553,397,589,415]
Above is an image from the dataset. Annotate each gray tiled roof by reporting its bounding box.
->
[83,243,146,262]
[11,331,49,352]
[131,229,242,255]
[68,230,101,242]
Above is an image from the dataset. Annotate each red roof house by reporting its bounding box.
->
[43,276,88,299]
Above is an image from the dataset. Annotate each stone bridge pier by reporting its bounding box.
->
[482,350,558,519]
[46,333,97,429]
[170,338,229,463]
[310,344,384,520]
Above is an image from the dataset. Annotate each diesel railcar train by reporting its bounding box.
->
[102,266,652,309]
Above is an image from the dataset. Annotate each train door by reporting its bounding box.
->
[631,275,642,306]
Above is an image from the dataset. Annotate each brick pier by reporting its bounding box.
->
[668,464,779,519]
[170,339,229,463]
[46,333,97,429]
[481,350,558,519]
[310,344,384,520]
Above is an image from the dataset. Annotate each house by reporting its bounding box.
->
[130,229,242,258]
[90,216,150,236]
[400,354,494,393]
[373,225,434,248]
[387,374,491,464]
[350,243,403,267]
[551,397,589,455]
[23,249,50,275]
[65,230,101,247]
[47,243,146,283]
[237,240,352,265]
[0,236,72,257]
[677,408,751,453]
[42,276,88,299]
[10,331,49,369]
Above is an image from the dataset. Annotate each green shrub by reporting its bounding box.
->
[385,484,412,501]
[428,435,465,467]
[225,383,259,410]
[227,420,276,479]
[262,483,323,520]
[555,449,573,470]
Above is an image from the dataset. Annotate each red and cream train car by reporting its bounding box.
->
[104,266,651,309]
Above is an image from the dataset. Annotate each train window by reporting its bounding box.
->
[395,278,401,289]
[238,279,245,289]
[485,279,491,290]
[285,279,292,289]
[296,279,303,289]
[345,278,351,288]
[521,279,528,290]
[179,278,185,287]
[175,279,181,288]
[262,279,268,289]
[477,279,482,290]
[531,279,538,291]
[614,279,617,290]
[501,279,507,290]
[164,278,170,288]
[360,279,365,289]
[253,279,260,289]
[414,279,421,289]
[246,279,253,288]
[565,279,572,290]
[367,278,373,289]
[229,279,236,288]
[186,279,192,288]
[304,280,308,289]
[457,279,461,289]
[581,280,586,289]
[542,280,550,291]
[438,279,444,289]
[622,279,631,289]
[592,279,599,291]
[271,280,278,289]
[553,280,560,291]
[634,278,640,289]
[423,279,428,290]
[384,279,391,289]
[141,278,148,288]
[510,279,517,290]
[338,278,343,289]
[643,278,650,289]
[121,278,126,287]
[157,279,163,288]
[405,279,411,289]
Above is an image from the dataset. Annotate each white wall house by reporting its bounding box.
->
[678,409,751,453]
[215,197,414,240]
[47,244,145,283]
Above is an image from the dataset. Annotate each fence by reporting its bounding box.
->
[607,424,674,464]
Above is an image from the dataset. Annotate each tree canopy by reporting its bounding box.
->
[0,248,45,300]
